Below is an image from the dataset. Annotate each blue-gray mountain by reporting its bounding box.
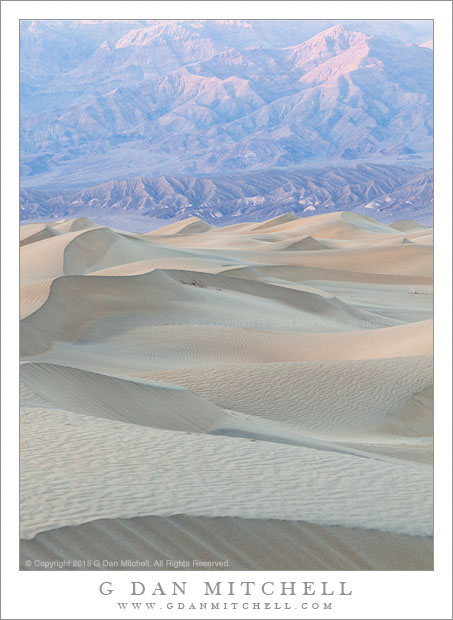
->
[21,21,432,186]
[20,163,433,226]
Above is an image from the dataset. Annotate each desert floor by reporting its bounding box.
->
[20,211,433,570]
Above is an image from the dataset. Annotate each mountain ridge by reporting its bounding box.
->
[20,163,433,227]
[21,20,433,190]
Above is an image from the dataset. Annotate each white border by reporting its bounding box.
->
[2,2,452,619]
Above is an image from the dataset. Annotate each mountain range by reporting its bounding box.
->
[20,163,433,227]
[20,19,433,224]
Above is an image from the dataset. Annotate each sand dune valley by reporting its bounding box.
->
[20,210,433,570]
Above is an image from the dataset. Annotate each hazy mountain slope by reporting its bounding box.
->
[20,19,431,90]
[20,21,433,190]
[20,163,433,226]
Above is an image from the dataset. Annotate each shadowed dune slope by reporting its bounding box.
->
[20,223,61,246]
[21,267,398,356]
[21,225,226,283]
[381,386,434,437]
[20,363,227,433]
[21,515,433,571]
[389,219,428,232]
[280,235,333,251]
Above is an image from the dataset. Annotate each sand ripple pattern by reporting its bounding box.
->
[20,408,432,540]
[143,356,433,438]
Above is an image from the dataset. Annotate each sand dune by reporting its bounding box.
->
[279,235,333,251]
[63,227,218,275]
[21,515,433,571]
[383,385,434,437]
[22,267,403,357]
[20,363,227,432]
[222,264,432,285]
[138,356,433,440]
[20,278,54,319]
[21,361,423,469]
[146,216,214,235]
[20,407,432,540]
[52,217,101,232]
[89,257,236,277]
[231,211,397,239]
[19,210,433,570]
[20,222,49,242]
[20,228,89,284]
[144,233,432,280]
[410,233,433,245]
[389,219,428,233]
[283,244,433,277]
[23,321,432,378]
[250,212,302,231]
[214,244,433,277]
[20,223,61,246]
[21,224,228,284]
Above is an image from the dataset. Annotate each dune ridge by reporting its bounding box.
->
[20,363,227,433]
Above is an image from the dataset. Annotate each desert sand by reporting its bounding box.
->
[20,211,433,570]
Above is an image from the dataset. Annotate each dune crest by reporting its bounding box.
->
[250,212,301,231]
[20,362,228,432]
[281,235,331,251]
[53,217,101,232]
[20,223,61,246]
[148,216,214,235]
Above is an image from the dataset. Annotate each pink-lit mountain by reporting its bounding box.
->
[21,21,432,187]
